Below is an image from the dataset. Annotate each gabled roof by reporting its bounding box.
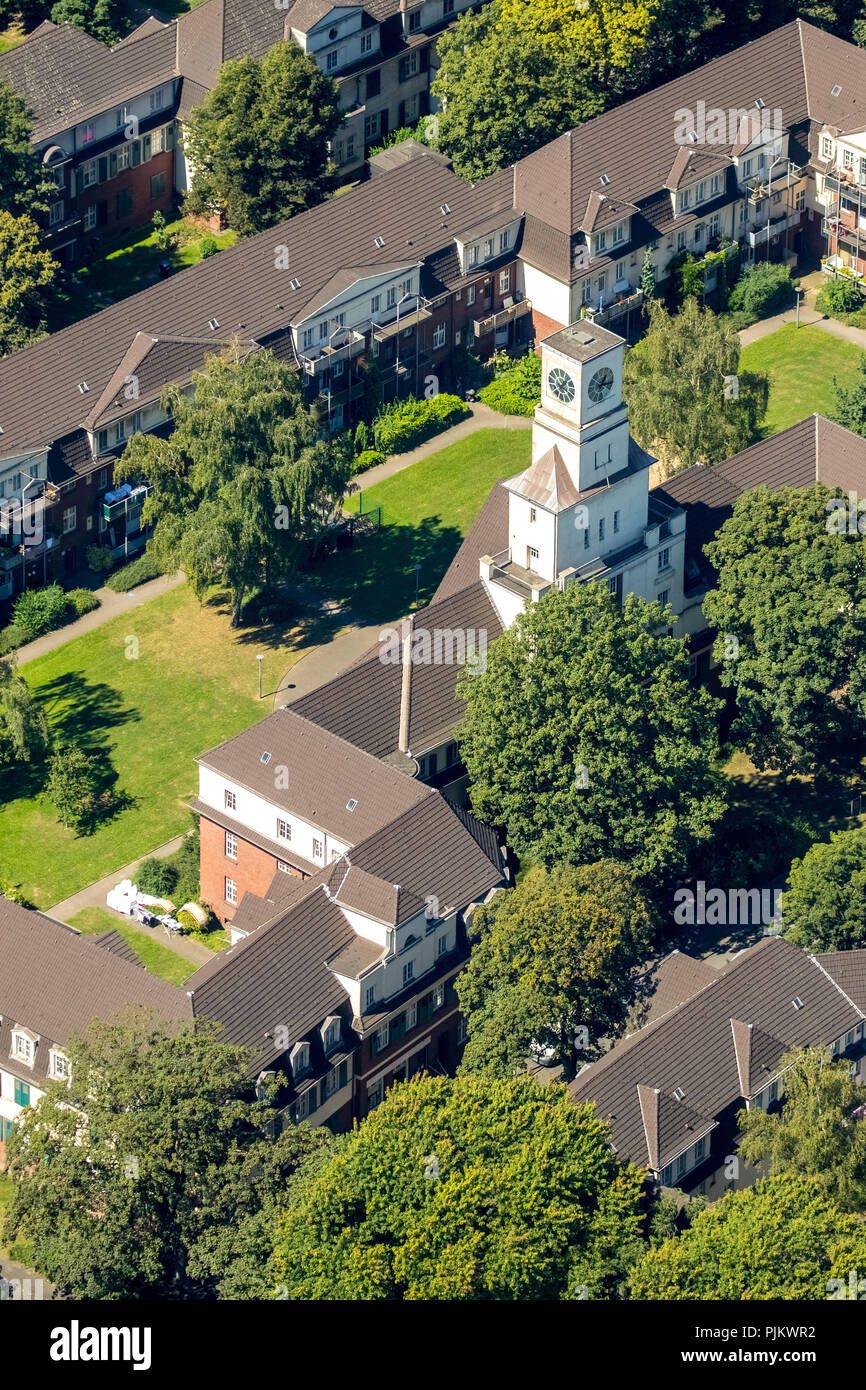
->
[664,145,730,191]
[636,1083,716,1170]
[505,444,582,513]
[0,897,191,1081]
[0,153,512,455]
[324,857,427,926]
[0,19,178,143]
[816,950,866,1013]
[82,332,257,429]
[571,936,865,1171]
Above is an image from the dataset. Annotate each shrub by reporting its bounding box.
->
[241,590,297,627]
[372,393,468,454]
[199,236,218,259]
[135,858,179,897]
[726,262,795,323]
[0,625,25,656]
[353,448,385,474]
[155,822,201,904]
[66,588,100,618]
[86,545,113,573]
[0,878,33,908]
[816,276,864,318]
[176,909,198,932]
[477,351,542,416]
[353,421,369,454]
[105,551,164,592]
[12,583,70,640]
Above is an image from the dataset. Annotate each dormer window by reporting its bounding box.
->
[12,1032,34,1066]
[484,238,493,259]
[613,221,626,244]
[680,189,691,210]
[468,245,479,266]
[290,1041,311,1076]
[50,1050,69,1079]
[321,1017,341,1053]
[408,9,421,31]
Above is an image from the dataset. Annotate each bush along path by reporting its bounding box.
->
[11,572,185,666]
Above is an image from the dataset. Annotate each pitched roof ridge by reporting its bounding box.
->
[808,950,866,1021]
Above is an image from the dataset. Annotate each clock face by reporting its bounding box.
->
[548,366,575,404]
[588,366,615,404]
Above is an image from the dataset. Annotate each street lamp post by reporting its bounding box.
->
[256,653,264,700]
[795,285,804,328]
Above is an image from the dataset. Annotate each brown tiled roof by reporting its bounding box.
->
[653,415,866,589]
[0,897,191,1085]
[0,154,511,455]
[571,936,865,1170]
[326,858,427,925]
[187,884,354,1069]
[632,949,718,1029]
[196,707,429,845]
[509,20,866,279]
[293,578,505,758]
[815,951,866,1014]
[636,1083,716,1170]
[0,20,178,143]
[434,486,510,602]
[89,928,146,967]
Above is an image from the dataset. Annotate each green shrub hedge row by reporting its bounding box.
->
[8,583,101,642]
[371,393,468,454]
[105,551,165,592]
[477,352,542,416]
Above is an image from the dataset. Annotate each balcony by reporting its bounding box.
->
[102,483,148,522]
[371,306,431,344]
[300,328,366,375]
[825,171,866,197]
[473,295,532,338]
[581,288,643,327]
[747,210,801,247]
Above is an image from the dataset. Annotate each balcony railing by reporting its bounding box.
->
[581,289,644,327]
[300,329,366,375]
[473,295,532,338]
[747,210,801,247]
[102,483,148,521]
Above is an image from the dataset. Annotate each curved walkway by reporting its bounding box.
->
[351,401,532,494]
[13,572,185,666]
[738,272,866,350]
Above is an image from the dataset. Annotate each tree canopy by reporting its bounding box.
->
[0,80,55,223]
[183,40,341,235]
[457,862,655,1079]
[432,3,605,181]
[623,298,768,473]
[456,581,727,884]
[3,1010,326,1299]
[781,827,866,952]
[738,1049,866,1212]
[0,655,48,769]
[115,346,354,625]
[703,482,866,774]
[0,209,57,357]
[629,1174,866,1299]
[270,1073,649,1300]
[833,353,866,438]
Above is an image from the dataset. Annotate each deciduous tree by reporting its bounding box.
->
[456,582,727,884]
[457,862,655,1078]
[0,210,57,356]
[702,482,866,774]
[0,655,48,768]
[270,1073,649,1300]
[183,40,341,235]
[782,828,866,952]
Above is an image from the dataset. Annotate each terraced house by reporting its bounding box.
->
[3,19,866,602]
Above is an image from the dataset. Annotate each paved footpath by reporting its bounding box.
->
[14,572,185,665]
[738,273,866,350]
[350,401,532,494]
[49,835,214,967]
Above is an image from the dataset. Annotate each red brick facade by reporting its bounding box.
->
[529,308,567,350]
[200,817,306,923]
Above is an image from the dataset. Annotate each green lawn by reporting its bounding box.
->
[68,906,197,986]
[325,427,531,620]
[0,584,323,908]
[0,429,522,905]
[740,324,865,435]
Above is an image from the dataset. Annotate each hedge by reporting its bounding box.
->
[726,262,795,324]
[353,448,385,474]
[66,588,100,618]
[478,352,542,416]
[371,393,468,454]
[816,277,864,318]
[105,551,165,592]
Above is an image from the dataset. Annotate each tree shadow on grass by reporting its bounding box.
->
[303,515,463,625]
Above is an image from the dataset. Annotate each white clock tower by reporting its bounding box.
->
[480,321,686,629]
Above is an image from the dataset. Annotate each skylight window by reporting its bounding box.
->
[440,203,451,215]
[374,235,385,248]
[78,382,90,394]
[792,997,804,1010]
[346,798,358,811]
[755,97,765,109]
[207,318,220,331]
[260,751,272,765]
[289,277,301,290]
[599,174,610,187]
[831,84,842,97]
[672,1087,686,1101]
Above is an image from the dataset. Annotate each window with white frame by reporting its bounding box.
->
[225,877,237,904]
[312,838,323,860]
[62,506,77,534]
[437,933,448,957]
[613,221,626,243]
[84,205,97,231]
[499,229,509,253]
[361,32,373,52]
[433,322,446,349]
[499,268,510,293]
[658,546,670,571]
[225,831,237,859]
[322,1017,341,1052]
[290,1041,310,1075]
[51,1051,69,1079]
[466,283,476,305]
[364,111,379,140]
[457,1016,468,1044]
[276,818,291,841]
[49,200,64,226]
[403,960,414,986]
[365,983,376,1009]
[277,860,291,873]
[374,1023,389,1053]
[367,1078,383,1109]
[326,49,340,70]
[468,244,479,267]
[224,788,236,810]
[13,1033,34,1065]
[822,136,834,159]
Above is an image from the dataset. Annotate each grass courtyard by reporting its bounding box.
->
[739,324,864,435]
[67,906,197,986]
[0,428,524,907]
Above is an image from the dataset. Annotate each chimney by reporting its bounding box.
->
[398,615,413,754]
